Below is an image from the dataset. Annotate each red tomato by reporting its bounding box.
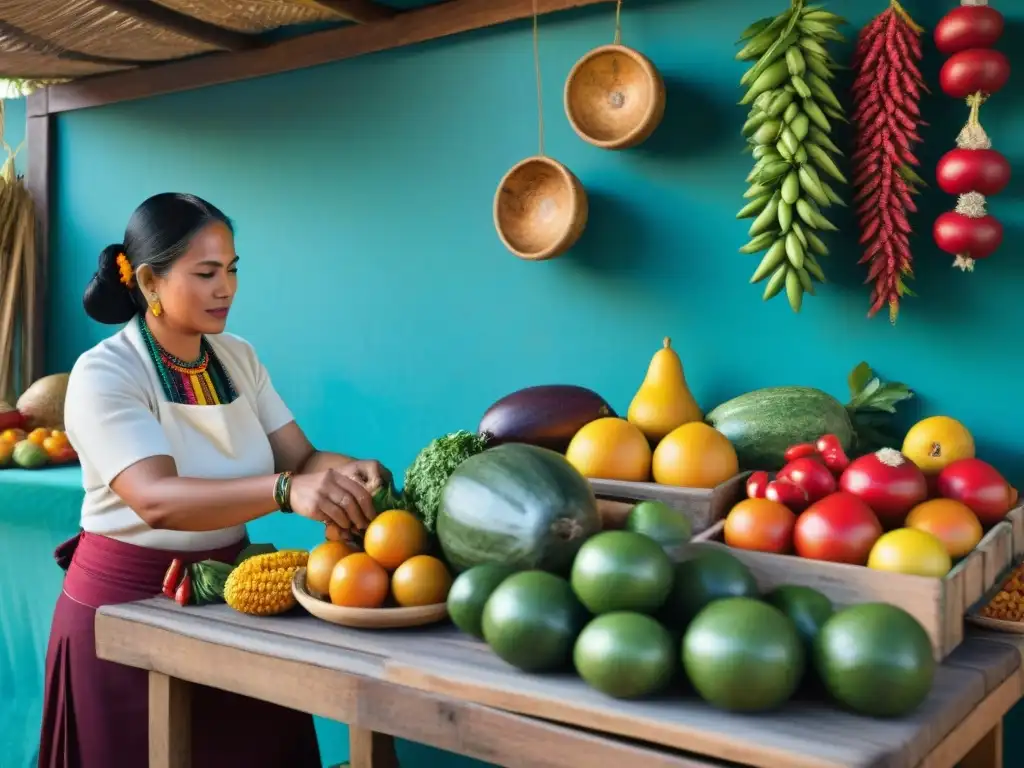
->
[933,212,1003,260]
[935,148,1011,197]
[724,498,796,555]
[939,48,1010,99]
[765,478,810,512]
[776,457,836,504]
[838,448,928,528]
[934,6,1005,55]
[793,492,883,565]
[937,458,1013,524]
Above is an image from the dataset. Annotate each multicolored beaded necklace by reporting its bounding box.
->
[137,315,239,407]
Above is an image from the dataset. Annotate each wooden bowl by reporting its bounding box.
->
[564,44,666,150]
[291,567,449,629]
[493,155,588,261]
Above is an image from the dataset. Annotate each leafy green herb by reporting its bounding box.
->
[189,559,235,605]
[404,430,490,533]
[843,361,914,453]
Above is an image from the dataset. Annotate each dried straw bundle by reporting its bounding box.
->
[0,100,38,402]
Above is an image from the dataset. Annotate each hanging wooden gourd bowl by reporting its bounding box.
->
[493,155,589,261]
[564,44,666,150]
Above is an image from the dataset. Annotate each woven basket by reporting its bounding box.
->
[564,44,665,150]
[493,155,588,261]
[0,0,352,78]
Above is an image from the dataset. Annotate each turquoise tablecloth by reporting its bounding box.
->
[0,466,84,768]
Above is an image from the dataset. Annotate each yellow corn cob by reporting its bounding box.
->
[223,549,309,616]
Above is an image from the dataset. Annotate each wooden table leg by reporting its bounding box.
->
[350,728,399,768]
[960,720,1003,768]
[149,671,192,768]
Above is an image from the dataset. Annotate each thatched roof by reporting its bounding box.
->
[0,0,400,80]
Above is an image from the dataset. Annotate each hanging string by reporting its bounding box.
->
[614,0,623,44]
[532,0,545,157]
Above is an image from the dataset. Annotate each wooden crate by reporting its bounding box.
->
[590,472,750,534]
[688,504,1024,661]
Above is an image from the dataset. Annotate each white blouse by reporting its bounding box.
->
[64,319,294,551]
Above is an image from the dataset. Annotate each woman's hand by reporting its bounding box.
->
[336,459,393,494]
[288,469,377,531]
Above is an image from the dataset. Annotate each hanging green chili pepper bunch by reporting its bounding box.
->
[735,1,849,313]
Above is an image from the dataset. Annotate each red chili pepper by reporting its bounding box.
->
[765,478,811,512]
[174,571,192,607]
[163,558,184,599]
[746,471,770,499]
[815,434,851,475]
[783,442,820,462]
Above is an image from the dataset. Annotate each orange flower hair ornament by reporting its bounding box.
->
[116,253,134,288]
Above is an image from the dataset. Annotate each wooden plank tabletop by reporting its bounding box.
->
[97,599,1022,768]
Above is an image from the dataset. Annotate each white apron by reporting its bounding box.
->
[124,320,276,551]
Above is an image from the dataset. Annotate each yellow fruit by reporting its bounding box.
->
[652,422,738,488]
[0,441,12,467]
[627,337,703,441]
[363,509,428,571]
[867,528,952,578]
[905,499,982,558]
[27,427,49,445]
[902,416,975,475]
[391,555,453,607]
[565,417,652,482]
[306,540,357,597]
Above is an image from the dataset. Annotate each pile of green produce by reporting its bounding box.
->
[736,1,849,313]
[447,499,937,718]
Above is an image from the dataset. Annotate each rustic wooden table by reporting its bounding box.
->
[95,599,1024,768]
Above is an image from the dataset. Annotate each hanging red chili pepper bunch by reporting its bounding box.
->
[932,0,1011,272]
[850,0,927,324]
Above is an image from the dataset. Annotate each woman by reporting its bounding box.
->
[39,192,388,767]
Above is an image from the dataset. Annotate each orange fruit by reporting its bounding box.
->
[391,555,453,607]
[41,436,67,459]
[724,498,796,554]
[328,553,389,608]
[306,540,357,597]
[362,509,428,570]
[902,416,975,475]
[0,441,12,467]
[652,422,738,488]
[27,427,50,445]
[0,429,24,444]
[565,417,652,482]
[905,498,983,558]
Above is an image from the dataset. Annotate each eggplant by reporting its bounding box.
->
[478,385,616,453]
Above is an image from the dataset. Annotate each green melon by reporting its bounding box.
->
[570,531,673,616]
[482,570,587,672]
[683,597,804,713]
[573,612,676,699]
[814,602,935,718]
[437,443,601,575]
[447,563,517,640]
[625,500,692,559]
[659,549,759,631]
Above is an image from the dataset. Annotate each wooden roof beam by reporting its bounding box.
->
[92,0,264,51]
[35,0,619,115]
[311,0,398,24]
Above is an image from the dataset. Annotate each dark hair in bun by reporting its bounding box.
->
[83,192,234,325]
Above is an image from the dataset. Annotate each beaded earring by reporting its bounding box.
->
[149,294,163,317]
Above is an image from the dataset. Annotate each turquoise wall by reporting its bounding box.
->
[32,0,1024,763]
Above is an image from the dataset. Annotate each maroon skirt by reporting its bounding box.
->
[38,531,322,768]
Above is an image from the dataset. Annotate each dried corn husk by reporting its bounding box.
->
[0,100,39,403]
